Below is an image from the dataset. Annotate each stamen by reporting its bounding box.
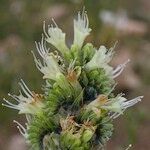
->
[113,59,130,78]
[26,114,32,123]
[125,144,132,150]
[122,96,143,109]
[52,18,58,27]
[35,36,50,60]
[13,120,26,136]
[20,79,33,96]
[77,9,89,31]
[31,51,43,70]
[2,98,18,108]
[107,83,117,96]
[2,103,17,110]
[19,82,32,98]
[43,21,49,39]
[2,100,18,110]
[110,112,118,119]
[13,120,26,132]
[35,42,42,58]
[110,112,122,119]
[8,93,20,102]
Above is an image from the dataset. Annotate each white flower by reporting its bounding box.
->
[32,37,63,80]
[101,95,143,118]
[85,45,130,78]
[73,10,91,48]
[86,94,143,118]
[85,46,114,75]
[2,80,44,114]
[43,19,69,55]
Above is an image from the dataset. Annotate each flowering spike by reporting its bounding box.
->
[3,9,143,149]
[73,9,91,48]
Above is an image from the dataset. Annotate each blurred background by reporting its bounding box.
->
[0,0,149,150]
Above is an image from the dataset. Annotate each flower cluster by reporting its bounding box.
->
[3,79,44,114]
[3,9,143,150]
